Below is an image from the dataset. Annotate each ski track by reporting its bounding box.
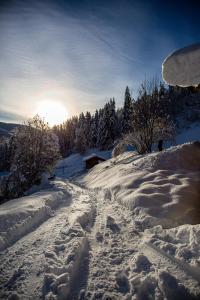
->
[1,180,200,299]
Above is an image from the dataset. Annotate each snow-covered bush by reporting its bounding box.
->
[112,142,126,158]
[124,131,147,155]
[1,115,60,200]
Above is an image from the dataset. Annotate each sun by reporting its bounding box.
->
[35,100,68,126]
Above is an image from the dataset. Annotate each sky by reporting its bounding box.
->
[0,0,200,124]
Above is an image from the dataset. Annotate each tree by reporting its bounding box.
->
[97,99,117,150]
[125,79,175,154]
[91,110,99,148]
[0,137,10,171]
[4,115,60,199]
[122,86,133,134]
[74,113,87,153]
[84,111,92,148]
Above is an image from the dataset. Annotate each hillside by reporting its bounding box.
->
[0,122,21,137]
[0,140,200,299]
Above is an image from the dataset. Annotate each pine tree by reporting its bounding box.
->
[122,86,133,133]
[74,113,87,153]
[91,110,99,148]
[84,111,92,147]
[97,99,117,150]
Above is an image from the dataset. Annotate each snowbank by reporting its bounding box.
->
[0,180,71,251]
[84,142,200,228]
[162,43,200,87]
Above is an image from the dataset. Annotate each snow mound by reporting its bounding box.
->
[162,43,200,87]
[0,181,71,251]
[84,142,200,228]
[134,141,200,171]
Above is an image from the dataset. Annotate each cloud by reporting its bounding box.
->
[0,108,26,123]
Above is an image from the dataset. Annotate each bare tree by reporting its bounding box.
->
[124,79,175,154]
[2,115,60,200]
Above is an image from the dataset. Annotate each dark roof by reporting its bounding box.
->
[83,153,106,162]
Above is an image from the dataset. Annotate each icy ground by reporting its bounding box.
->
[0,141,200,300]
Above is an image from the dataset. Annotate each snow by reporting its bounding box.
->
[162,43,200,87]
[83,142,200,227]
[0,180,70,251]
[1,140,200,299]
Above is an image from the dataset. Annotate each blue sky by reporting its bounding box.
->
[0,0,199,123]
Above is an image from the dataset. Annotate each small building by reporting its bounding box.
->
[83,154,106,169]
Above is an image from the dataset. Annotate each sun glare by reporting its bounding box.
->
[36,100,68,126]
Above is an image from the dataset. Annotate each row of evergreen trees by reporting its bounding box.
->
[53,82,200,156]
[53,86,140,155]
[53,98,122,155]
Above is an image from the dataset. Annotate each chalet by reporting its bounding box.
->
[83,154,106,169]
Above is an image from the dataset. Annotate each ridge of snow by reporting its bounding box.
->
[0,181,71,251]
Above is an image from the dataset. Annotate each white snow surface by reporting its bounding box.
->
[0,180,70,251]
[0,142,200,299]
[162,43,200,87]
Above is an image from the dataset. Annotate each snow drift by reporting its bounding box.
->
[84,142,200,228]
[162,43,200,87]
[0,180,70,251]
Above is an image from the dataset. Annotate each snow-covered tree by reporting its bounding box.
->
[4,115,60,199]
[91,110,99,148]
[84,111,92,148]
[122,86,133,134]
[0,137,10,171]
[74,113,87,153]
[97,99,117,150]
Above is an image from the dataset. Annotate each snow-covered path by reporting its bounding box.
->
[0,182,95,300]
[1,179,200,300]
[83,189,139,299]
[0,181,140,300]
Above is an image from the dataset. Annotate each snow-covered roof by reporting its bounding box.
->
[162,43,200,87]
[83,153,106,161]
